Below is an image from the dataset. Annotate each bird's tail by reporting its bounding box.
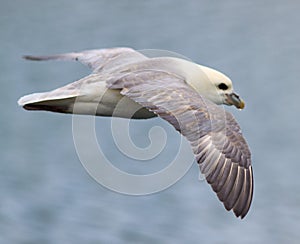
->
[18,90,78,114]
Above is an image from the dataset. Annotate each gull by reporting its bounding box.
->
[18,47,253,218]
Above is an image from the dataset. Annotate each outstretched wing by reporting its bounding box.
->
[107,70,253,218]
[23,47,146,71]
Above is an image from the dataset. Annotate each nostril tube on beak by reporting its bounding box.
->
[226,93,245,109]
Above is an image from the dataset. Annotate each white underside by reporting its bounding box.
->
[18,82,156,119]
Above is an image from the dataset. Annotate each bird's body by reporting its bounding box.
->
[19,55,236,118]
[18,47,253,218]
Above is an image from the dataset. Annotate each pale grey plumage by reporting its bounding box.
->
[19,47,253,218]
[107,69,253,218]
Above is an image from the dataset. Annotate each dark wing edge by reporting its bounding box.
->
[107,70,253,218]
[23,47,143,70]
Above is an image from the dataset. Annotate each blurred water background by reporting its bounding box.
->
[1,0,300,243]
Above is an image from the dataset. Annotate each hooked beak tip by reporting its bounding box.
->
[238,99,245,109]
[226,93,245,109]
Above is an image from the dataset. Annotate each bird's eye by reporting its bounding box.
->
[218,83,228,90]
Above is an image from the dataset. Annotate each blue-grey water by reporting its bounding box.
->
[1,0,300,243]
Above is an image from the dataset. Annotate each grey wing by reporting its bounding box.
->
[108,70,253,218]
[23,47,147,71]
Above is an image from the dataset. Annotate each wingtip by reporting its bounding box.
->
[236,207,249,219]
[233,208,246,219]
[23,55,43,61]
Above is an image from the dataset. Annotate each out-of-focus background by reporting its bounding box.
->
[1,0,300,243]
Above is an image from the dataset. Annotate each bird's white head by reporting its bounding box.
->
[189,65,245,109]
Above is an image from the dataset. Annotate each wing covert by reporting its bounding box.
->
[107,70,253,218]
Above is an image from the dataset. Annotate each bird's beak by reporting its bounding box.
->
[225,93,245,109]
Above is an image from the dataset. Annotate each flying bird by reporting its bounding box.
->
[18,47,253,218]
